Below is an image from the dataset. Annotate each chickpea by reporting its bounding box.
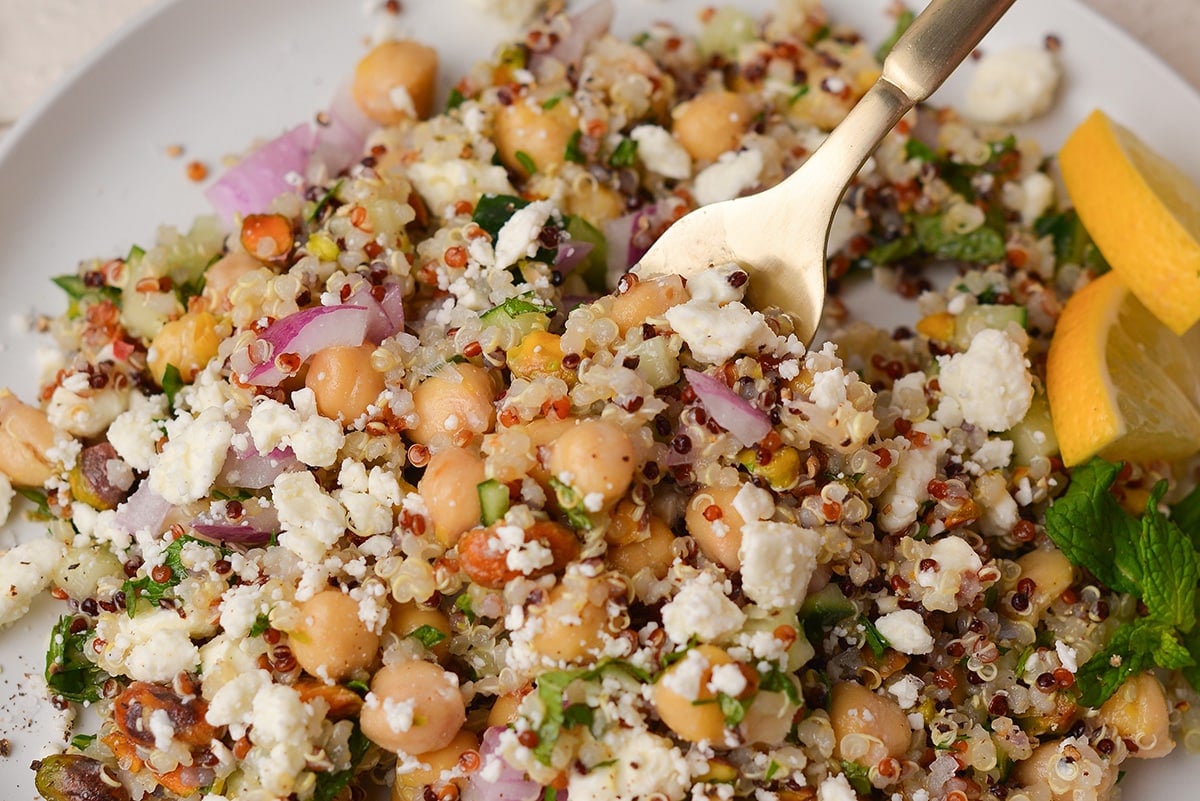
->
[1013,547,1075,619]
[388,602,453,663]
[1014,739,1117,800]
[829,681,911,766]
[361,660,466,755]
[528,571,622,664]
[607,515,676,579]
[685,484,749,571]
[289,590,381,682]
[546,419,636,508]
[391,729,479,801]
[410,362,496,446]
[419,447,486,547]
[0,389,57,487]
[486,685,533,728]
[306,344,386,423]
[609,274,688,336]
[1097,672,1175,759]
[147,310,221,385]
[202,252,261,310]
[352,40,439,125]
[652,645,735,744]
[494,98,579,178]
[671,90,754,162]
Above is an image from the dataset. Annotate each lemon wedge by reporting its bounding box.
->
[1046,271,1200,466]
[1058,109,1200,336]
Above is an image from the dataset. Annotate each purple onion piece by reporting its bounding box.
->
[311,82,376,176]
[344,282,405,344]
[190,523,274,545]
[112,482,172,538]
[463,728,543,801]
[242,305,369,386]
[554,239,595,273]
[204,124,314,225]
[684,368,772,447]
[532,0,615,70]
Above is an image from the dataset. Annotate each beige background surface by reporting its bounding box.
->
[1,0,1198,130]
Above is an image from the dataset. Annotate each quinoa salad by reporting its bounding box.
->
[2,2,1200,801]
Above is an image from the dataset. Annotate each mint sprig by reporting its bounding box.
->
[1044,458,1200,705]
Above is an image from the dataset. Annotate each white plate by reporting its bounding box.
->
[0,1,1196,798]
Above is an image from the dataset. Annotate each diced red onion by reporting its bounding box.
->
[684,368,772,447]
[112,482,173,538]
[205,124,315,225]
[532,0,615,70]
[604,206,654,276]
[344,282,406,344]
[190,523,274,545]
[555,239,594,273]
[216,444,300,490]
[240,305,369,386]
[311,82,376,176]
[462,728,542,801]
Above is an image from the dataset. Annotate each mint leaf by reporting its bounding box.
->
[161,363,184,408]
[1074,619,1160,707]
[859,616,890,659]
[407,624,448,649]
[532,660,649,764]
[1173,483,1200,551]
[913,214,1007,264]
[1043,458,1140,594]
[45,616,109,703]
[1136,482,1198,632]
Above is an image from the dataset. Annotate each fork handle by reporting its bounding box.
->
[779,0,1016,211]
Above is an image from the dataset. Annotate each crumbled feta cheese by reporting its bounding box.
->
[965,45,1060,125]
[631,124,692,180]
[707,662,748,697]
[149,407,234,504]
[494,199,555,271]
[94,606,205,682]
[877,434,951,533]
[817,773,857,801]
[409,159,516,220]
[664,299,774,365]
[661,571,746,644]
[248,390,344,468]
[148,708,176,750]
[1002,171,1057,224]
[1056,640,1078,673]
[888,674,924,710]
[693,148,763,206]
[106,392,168,472]
[739,521,820,610]
[273,471,349,563]
[874,609,934,655]
[937,328,1033,432]
[913,536,984,613]
[731,482,774,523]
[686,263,747,305]
[0,538,67,627]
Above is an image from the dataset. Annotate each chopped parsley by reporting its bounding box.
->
[608,137,638,168]
[407,624,449,649]
[859,615,891,660]
[16,487,52,519]
[531,660,651,764]
[548,476,593,531]
[249,613,272,638]
[45,615,109,703]
[312,724,370,801]
[564,130,585,164]
[160,363,184,408]
[515,150,538,175]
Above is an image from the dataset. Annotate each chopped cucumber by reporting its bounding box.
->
[953,304,1027,349]
[626,335,681,390]
[799,583,855,627]
[477,479,511,526]
[480,295,554,343]
[1007,390,1059,466]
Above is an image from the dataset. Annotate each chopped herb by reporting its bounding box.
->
[454,593,477,624]
[346,679,370,696]
[912,214,1007,263]
[161,363,184,408]
[473,193,532,240]
[122,536,195,617]
[175,272,206,304]
[307,178,345,223]
[541,92,567,110]
[407,624,449,649]
[16,487,52,519]
[564,215,609,292]
[788,85,810,105]
[608,137,638,168]
[45,616,109,703]
[1175,483,1200,551]
[840,760,873,797]
[564,130,585,164]
[532,660,650,764]
[765,761,782,781]
[249,614,272,638]
[312,724,370,801]
[863,234,919,266]
[515,150,538,175]
[859,615,891,659]
[758,664,802,706]
[70,734,97,751]
[1034,208,1109,273]
[482,294,556,319]
[446,87,465,110]
[543,787,557,801]
[875,8,915,62]
[717,692,750,726]
[904,137,936,163]
[548,476,593,531]
[212,489,253,502]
